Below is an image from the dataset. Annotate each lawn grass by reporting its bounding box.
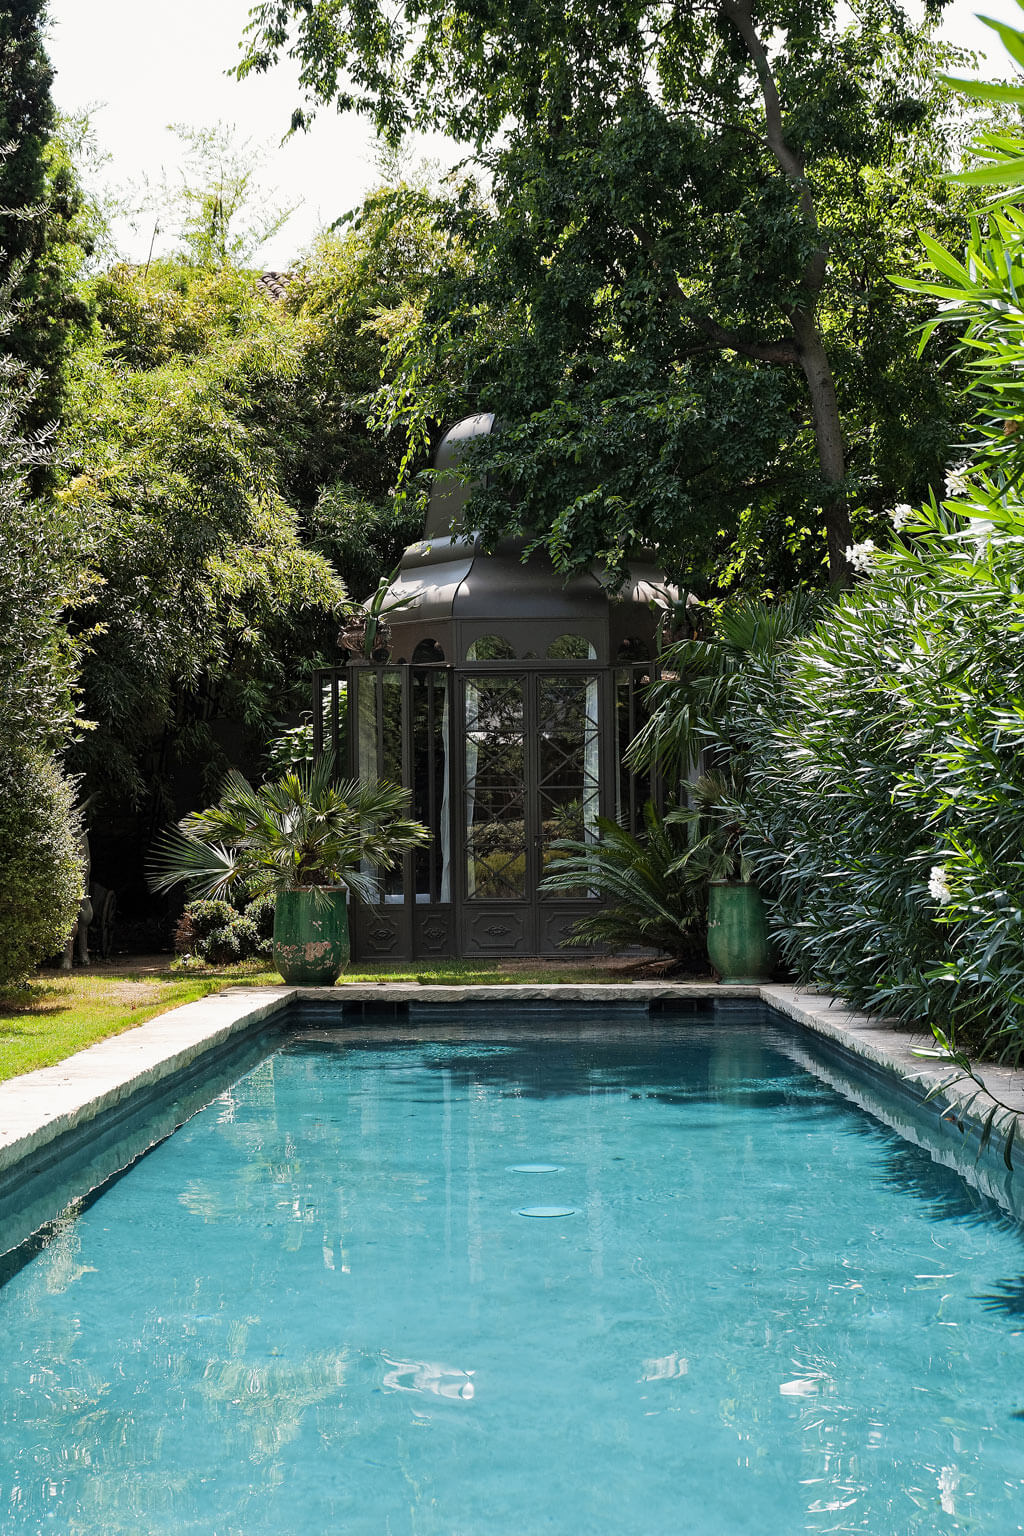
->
[0,964,279,1085]
[0,955,662,1084]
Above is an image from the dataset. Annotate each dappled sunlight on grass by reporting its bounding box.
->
[0,954,658,1085]
[0,963,279,1084]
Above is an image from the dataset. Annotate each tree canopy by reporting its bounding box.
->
[240,0,977,590]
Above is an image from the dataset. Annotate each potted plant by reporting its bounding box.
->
[665,772,773,985]
[338,566,419,660]
[148,755,429,985]
[626,596,815,984]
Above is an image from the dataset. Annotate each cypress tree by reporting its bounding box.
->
[0,0,90,437]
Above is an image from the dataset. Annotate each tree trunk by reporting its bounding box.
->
[723,0,852,589]
[791,314,852,586]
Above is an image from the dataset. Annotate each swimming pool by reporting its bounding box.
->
[1,1004,1023,1533]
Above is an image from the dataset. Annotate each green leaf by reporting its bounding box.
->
[976,15,1024,71]
[976,1102,999,1162]
[950,157,1024,187]
[937,74,1024,106]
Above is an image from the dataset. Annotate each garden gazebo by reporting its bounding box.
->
[313,414,672,961]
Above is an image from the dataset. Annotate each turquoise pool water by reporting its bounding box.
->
[2,1012,1024,1533]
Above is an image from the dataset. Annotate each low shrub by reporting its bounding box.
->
[174,894,275,966]
[0,746,82,985]
[539,803,706,964]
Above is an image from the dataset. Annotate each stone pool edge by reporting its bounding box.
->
[2,979,1023,1184]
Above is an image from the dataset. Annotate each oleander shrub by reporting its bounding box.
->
[733,506,1024,1056]
[0,746,82,985]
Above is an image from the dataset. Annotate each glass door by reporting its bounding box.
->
[459,670,602,953]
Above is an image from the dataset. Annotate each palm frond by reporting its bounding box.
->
[147,753,430,901]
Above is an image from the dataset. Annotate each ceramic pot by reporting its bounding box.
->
[272,888,350,985]
[706,881,773,984]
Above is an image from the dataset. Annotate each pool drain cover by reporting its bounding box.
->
[509,1164,562,1174]
[518,1206,575,1218]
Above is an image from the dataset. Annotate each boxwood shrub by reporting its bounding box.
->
[0,746,82,985]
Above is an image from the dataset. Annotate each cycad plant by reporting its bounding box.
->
[148,754,429,904]
[538,802,705,963]
[627,595,817,885]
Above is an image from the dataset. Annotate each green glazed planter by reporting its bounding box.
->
[706,880,773,985]
[272,888,350,986]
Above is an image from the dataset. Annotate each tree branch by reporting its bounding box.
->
[694,312,800,365]
[721,0,827,300]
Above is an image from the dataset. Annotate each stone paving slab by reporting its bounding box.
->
[764,984,1024,1115]
[296,981,758,1003]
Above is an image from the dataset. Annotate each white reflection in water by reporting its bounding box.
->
[382,1354,476,1400]
[640,1352,688,1381]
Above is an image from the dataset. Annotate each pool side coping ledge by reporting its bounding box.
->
[2,979,1023,1213]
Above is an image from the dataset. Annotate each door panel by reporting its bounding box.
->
[459,671,601,954]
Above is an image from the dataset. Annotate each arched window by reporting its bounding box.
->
[547,634,597,660]
[412,638,446,663]
[466,634,516,661]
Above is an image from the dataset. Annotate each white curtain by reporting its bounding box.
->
[463,679,480,897]
[440,679,452,902]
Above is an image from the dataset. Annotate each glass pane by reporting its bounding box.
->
[465,676,526,899]
[467,635,516,661]
[547,634,596,660]
[616,665,652,834]
[356,670,379,784]
[316,674,347,765]
[356,669,406,903]
[538,674,599,897]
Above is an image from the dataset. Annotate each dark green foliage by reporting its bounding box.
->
[0,344,84,759]
[62,193,456,823]
[726,507,1024,1056]
[174,894,274,965]
[0,744,81,984]
[538,803,705,963]
[241,0,979,592]
[63,261,345,811]
[0,296,86,983]
[627,594,821,783]
[0,2,92,438]
[308,481,420,601]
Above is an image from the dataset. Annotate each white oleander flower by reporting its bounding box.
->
[928,865,953,905]
[889,503,912,531]
[944,464,971,498]
[845,539,877,572]
[968,516,994,559]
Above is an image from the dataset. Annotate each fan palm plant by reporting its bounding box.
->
[626,593,820,784]
[148,755,429,984]
[148,754,428,904]
[625,596,816,982]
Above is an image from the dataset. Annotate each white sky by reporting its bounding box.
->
[45,0,1024,269]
